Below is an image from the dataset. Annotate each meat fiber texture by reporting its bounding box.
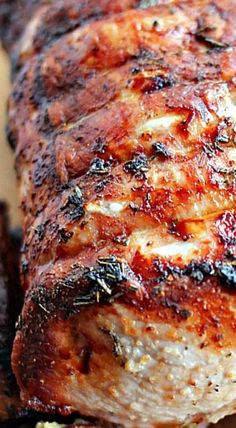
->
[1,0,236,427]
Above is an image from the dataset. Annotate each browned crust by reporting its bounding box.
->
[2,0,236,418]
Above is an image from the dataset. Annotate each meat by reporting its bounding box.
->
[0,203,22,421]
[35,422,207,428]
[0,0,151,74]
[35,419,115,428]
[36,424,96,428]
[0,205,106,427]
[2,0,236,426]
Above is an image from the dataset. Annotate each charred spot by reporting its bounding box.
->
[31,58,46,108]
[58,228,74,244]
[136,48,157,62]
[143,74,175,93]
[184,262,214,283]
[154,260,214,284]
[155,258,236,290]
[202,140,224,157]
[31,284,57,314]
[83,256,128,302]
[216,262,236,288]
[129,73,175,94]
[30,4,105,55]
[61,186,85,221]
[168,219,192,242]
[215,133,230,144]
[154,260,181,284]
[40,108,55,134]
[113,234,128,246]
[92,136,107,154]
[12,88,23,103]
[78,256,139,305]
[35,223,48,241]
[161,297,191,320]
[88,157,112,175]
[59,182,73,191]
[21,259,29,276]
[212,165,236,188]
[102,82,111,93]
[6,126,17,150]
[94,176,111,193]
[39,257,138,313]
[153,142,172,159]
[130,65,141,75]
[179,308,192,320]
[33,152,52,188]
[225,248,236,261]
[124,154,150,177]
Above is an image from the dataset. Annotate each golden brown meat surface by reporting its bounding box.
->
[3,0,236,426]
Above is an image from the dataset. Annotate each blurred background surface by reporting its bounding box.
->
[0,46,19,226]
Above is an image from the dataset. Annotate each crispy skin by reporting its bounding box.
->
[3,0,236,426]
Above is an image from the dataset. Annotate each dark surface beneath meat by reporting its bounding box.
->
[0,203,23,422]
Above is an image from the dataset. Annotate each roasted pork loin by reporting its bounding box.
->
[1,0,236,426]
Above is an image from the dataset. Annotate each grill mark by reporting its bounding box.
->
[33,8,106,51]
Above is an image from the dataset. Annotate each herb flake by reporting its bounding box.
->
[196,34,230,50]
[89,157,111,175]
[61,186,85,221]
[58,228,74,244]
[124,154,150,176]
[153,142,172,158]
[82,256,129,303]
